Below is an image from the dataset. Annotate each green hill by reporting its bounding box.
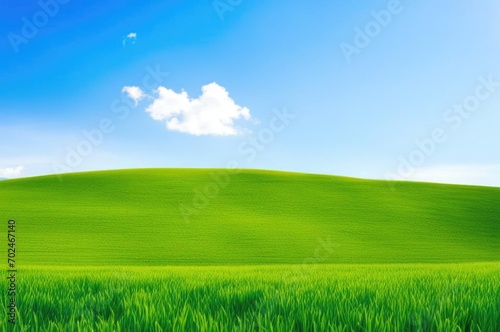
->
[0,169,498,266]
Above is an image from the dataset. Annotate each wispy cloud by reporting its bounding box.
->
[406,164,500,187]
[0,165,24,178]
[123,83,252,136]
[122,32,137,46]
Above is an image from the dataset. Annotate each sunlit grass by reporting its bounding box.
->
[3,263,499,331]
[0,169,498,266]
[1,169,498,330]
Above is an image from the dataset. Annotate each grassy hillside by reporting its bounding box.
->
[0,168,498,265]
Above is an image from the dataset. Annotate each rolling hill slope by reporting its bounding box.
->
[0,169,498,265]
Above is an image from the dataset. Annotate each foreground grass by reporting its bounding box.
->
[2,263,499,331]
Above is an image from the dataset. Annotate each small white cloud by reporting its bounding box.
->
[0,165,24,178]
[143,82,252,136]
[122,86,145,105]
[122,32,137,46]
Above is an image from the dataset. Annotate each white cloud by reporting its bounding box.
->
[143,82,252,136]
[0,165,24,178]
[407,164,500,187]
[122,86,145,105]
[122,32,137,46]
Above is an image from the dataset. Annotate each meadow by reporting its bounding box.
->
[0,169,498,266]
[0,169,498,331]
[2,263,499,331]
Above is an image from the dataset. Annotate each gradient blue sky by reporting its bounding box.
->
[1,0,499,186]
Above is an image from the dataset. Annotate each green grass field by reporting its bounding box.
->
[0,169,498,265]
[5,263,500,331]
[0,169,499,331]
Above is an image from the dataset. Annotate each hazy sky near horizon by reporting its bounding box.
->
[1,0,499,186]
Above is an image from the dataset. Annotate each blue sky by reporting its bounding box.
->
[1,0,499,186]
